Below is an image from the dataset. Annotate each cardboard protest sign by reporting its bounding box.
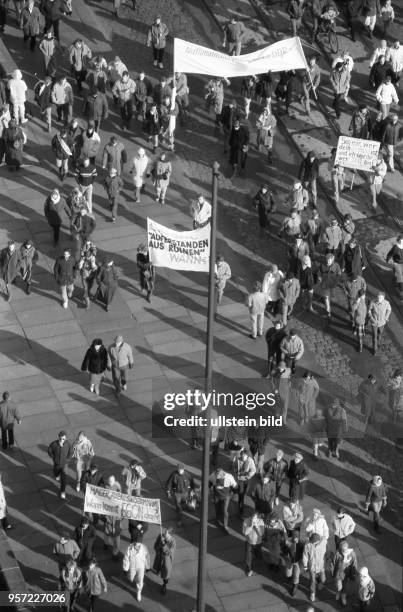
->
[335,136,380,171]
[84,485,161,524]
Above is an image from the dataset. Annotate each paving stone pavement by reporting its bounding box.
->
[0,0,402,611]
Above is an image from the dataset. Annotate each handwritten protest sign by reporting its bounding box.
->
[147,218,210,272]
[84,485,161,524]
[335,136,380,171]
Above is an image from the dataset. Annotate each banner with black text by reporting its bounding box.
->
[147,218,210,272]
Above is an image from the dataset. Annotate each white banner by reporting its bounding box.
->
[147,218,210,272]
[174,37,307,77]
[84,484,161,524]
[335,136,380,171]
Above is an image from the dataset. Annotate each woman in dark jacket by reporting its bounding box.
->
[136,244,154,303]
[81,338,111,395]
[75,516,96,564]
[4,118,25,171]
[287,452,308,501]
[95,260,118,312]
[153,527,176,595]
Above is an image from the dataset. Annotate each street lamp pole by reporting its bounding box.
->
[196,161,220,612]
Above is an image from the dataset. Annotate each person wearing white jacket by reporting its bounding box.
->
[122,542,150,602]
[8,69,28,124]
[130,147,150,203]
[332,506,356,548]
[376,75,399,118]
[386,39,403,82]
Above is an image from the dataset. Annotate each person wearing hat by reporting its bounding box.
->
[357,566,375,609]
[48,431,72,500]
[271,360,292,423]
[209,467,237,534]
[166,464,196,526]
[287,452,309,501]
[325,397,348,459]
[103,167,123,222]
[130,147,150,203]
[302,532,326,602]
[121,459,146,497]
[364,474,387,532]
[253,183,276,235]
[246,280,268,339]
[152,151,172,204]
[316,252,342,319]
[108,335,134,394]
[44,188,67,247]
[285,181,309,213]
[298,151,319,208]
[263,449,288,505]
[242,510,265,577]
[136,243,154,303]
[102,135,127,176]
[0,240,21,302]
[147,15,169,69]
[264,510,287,570]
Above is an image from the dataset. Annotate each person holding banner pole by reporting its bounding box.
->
[301,56,320,116]
[102,475,121,559]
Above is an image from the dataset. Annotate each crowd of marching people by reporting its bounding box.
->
[0,0,401,610]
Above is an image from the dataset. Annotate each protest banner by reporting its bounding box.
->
[147,218,210,272]
[84,484,121,518]
[84,485,162,524]
[334,136,380,172]
[120,494,161,525]
[173,37,307,77]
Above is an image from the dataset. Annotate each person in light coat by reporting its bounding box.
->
[296,372,319,424]
[122,542,150,602]
[242,511,265,576]
[376,75,399,118]
[152,152,172,204]
[8,69,28,124]
[130,147,149,203]
[215,255,231,305]
[256,105,276,163]
[282,499,303,536]
[332,540,358,607]
[190,195,211,229]
[332,506,356,549]
[305,508,329,547]
[385,39,403,83]
[357,566,375,610]
[246,280,267,339]
[302,532,327,602]
[367,291,391,354]
[0,472,13,529]
[262,264,284,315]
[121,460,146,497]
[72,431,94,492]
[278,271,300,324]
[368,152,387,210]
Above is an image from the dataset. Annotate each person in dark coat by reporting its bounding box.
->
[253,184,276,234]
[128,520,148,544]
[165,463,195,526]
[264,449,289,505]
[47,431,72,499]
[83,89,108,132]
[34,76,53,131]
[53,248,76,308]
[42,0,62,42]
[94,260,118,311]
[220,99,238,153]
[298,151,319,208]
[81,338,110,395]
[381,113,401,173]
[275,70,299,116]
[285,529,304,597]
[249,473,276,518]
[19,239,38,294]
[264,319,287,377]
[0,391,22,449]
[343,237,366,277]
[153,527,176,595]
[369,56,393,90]
[75,516,96,564]
[229,118,249,178]
[297,255,315,312]
[21,0,43,50]
[0,240,21,301]
[247,425,269,474]
[287,452,308,501]
[255,71,273,105]
[4,118,25,171]
[81,464,104,525]
[44,188,66,246]
[136,244,154,303]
